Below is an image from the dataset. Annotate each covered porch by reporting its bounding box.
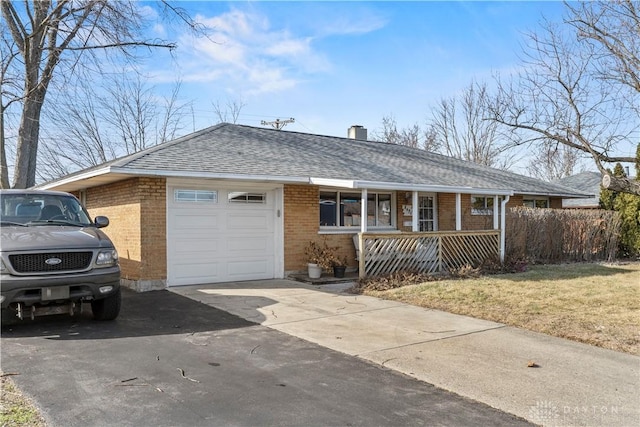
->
[311,179,513,279]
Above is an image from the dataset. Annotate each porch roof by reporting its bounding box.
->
[37,123,588,198]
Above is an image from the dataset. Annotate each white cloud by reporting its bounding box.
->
[168,7,333,96]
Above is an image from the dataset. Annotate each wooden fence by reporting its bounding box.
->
[356,230,500,278]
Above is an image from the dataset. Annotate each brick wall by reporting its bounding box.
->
[84,177,167,288]
[85,179,142,280]
[283,184,357,272]
[549,197,562,209]
[284,184,318,272]
[139,178,167,281]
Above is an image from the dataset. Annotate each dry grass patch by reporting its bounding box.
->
[358,263,640,355]
[0,373,46,427]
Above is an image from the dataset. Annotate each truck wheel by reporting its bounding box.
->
[91,289,121,321]
[1,308,17,327]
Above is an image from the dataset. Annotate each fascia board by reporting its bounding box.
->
[310,177,514,195]
[36,167,113,190]
[517,190,593,198]
[309,178,357,188]
[352,180,515,196]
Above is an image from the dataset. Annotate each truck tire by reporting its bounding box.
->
[91,289,121,321]
[1,308,17,327]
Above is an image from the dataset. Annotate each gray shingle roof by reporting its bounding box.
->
[41,123,589,197]
[554,172,601,207]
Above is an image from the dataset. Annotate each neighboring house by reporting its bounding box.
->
[37,123,587,291]
[554,172,601,209]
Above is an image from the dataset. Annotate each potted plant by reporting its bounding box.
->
[305,239,348,279]
[304,240,326,279]
[330,254,348,278]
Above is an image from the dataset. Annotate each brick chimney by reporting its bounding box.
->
[348,125,367,140]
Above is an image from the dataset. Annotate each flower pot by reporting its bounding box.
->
[333,265,346,278]
[308,263,322,279]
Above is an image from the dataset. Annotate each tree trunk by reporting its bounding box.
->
[0,104,9,188]
[12,92,45,188]
[602,174,640,196]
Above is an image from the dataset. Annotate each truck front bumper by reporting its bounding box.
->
[0,267,120,309]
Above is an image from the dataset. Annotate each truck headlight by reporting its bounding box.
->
[0,258,6,272]
[95,249,118,267]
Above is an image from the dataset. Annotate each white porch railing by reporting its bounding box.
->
[355,231,500,278]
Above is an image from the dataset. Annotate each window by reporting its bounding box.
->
[523,198,549,208]
[228,192,266,204]
[320,191,393,228]
[175,189,217,203]
[471,196,498,215]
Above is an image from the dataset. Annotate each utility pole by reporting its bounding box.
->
[261,117,295,130]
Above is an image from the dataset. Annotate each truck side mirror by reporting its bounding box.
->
[94,216,110,228]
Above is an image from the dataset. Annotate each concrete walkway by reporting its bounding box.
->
[171,279,640,427]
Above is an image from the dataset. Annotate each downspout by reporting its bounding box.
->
[500,195,510,263]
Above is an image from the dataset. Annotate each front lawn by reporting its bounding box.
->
[355,263,640,355]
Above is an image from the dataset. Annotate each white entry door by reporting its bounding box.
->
[167,182,279,286]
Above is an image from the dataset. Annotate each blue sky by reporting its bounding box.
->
[145,1,566,139]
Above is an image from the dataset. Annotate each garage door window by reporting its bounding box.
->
[228,192,267,204]
[174,189,217,203]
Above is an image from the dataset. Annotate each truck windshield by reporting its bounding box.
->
[0,193,93,226]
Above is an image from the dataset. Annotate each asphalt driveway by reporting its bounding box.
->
[1,289,531,427]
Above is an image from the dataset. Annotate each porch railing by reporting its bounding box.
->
[356,231,500,278]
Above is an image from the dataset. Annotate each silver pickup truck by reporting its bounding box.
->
[1,189,121,324]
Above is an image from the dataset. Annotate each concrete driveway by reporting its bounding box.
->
[171,279,640,427]
[1,288,530,427]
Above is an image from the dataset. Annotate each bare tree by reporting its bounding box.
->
[490,1,640,195]
[1,0,203,188]
[527,139,581,181]
[212,98,246,124]
[374,115,439,151]
[37,73,190,182]
[428,80,514,169]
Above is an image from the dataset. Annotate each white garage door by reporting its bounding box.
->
[167,183,278,286]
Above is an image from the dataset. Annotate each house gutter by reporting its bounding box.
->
[115,168,310,184]
[36,167,113,190]
[309,178,514,196]
[37,167,311,191]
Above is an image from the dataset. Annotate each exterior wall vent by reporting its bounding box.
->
[348,125,367,141]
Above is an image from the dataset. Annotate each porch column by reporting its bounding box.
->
[493,195,499,229]
[500,195,510,263]
[359,189,368,278]
[455,193,462,231]
[360,188,368,233]
[412,191,419,231]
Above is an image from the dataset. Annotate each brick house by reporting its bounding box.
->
[38,123,587,291]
